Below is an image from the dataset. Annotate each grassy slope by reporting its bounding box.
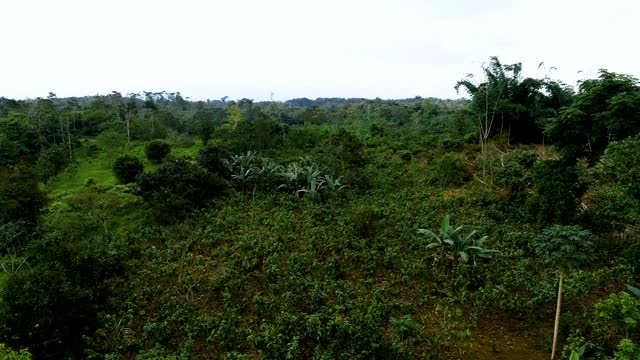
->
[45,139,204,196]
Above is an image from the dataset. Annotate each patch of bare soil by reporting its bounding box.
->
[463,315,551,360]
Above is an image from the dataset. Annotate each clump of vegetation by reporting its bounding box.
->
[136,157,225,222]
[418,215,498,266]
[36,144,69,183]
[196,145,229,176]
[527,159,584,225]
[112,155,144,184]
[0,166,47,226]
[145,140,171,163]
[429,153,471,186]
[0,344,31,360]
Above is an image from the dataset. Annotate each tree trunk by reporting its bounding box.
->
[551,271,564,360]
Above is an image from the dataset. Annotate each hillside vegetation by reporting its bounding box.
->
[1,59,640,359]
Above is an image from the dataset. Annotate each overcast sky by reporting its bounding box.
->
[1,0,637,101]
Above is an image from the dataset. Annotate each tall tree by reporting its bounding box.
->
[547,70,640,163]
[455,57,572,145]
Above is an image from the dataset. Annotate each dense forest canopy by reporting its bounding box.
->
[1,58,640,359]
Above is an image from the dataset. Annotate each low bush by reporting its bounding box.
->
[429,153,471,186]
[136,158,225,223]
[145,140,171,164]
[112,155,144,184]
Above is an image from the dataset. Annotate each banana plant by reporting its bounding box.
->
[418,215,498,265]
[323,175,346,192]
[297,167,325,196]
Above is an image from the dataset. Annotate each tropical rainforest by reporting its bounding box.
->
[1,57,640,359]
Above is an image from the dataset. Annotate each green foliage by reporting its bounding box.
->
[533,225,595,271]
[429,153,471,186]
[389,315,422,343]
[193,108,225,145]
[455,56,572,143]
[145,140,171,164]
[224,151,281,193]
[569,345,586,360]
[4,90,640,359]
[95,130,127,165]
[441,138,464,151]
[0,220,32,273]
[580,185,639,233]
[43,184,144,240]
[418,215,498,265]
[224,152,345,197]
[0,344,32,360]
[129,116,169,141]
[228,105,279,153]
[112,155,144,184]
[278,157,344,197]
[313,128,367,190]
[614,339,640,360]
[527,159,584,224]
[561,332,598,360]
[136,158,225,223]
[0,117,39,166]
[493,149,536,192]
[0,166,47,226]
[349,205,383,239]
[36,144,68,183]
[196,145,229,176]
[594,292,640,342]
[598,135,640,198]
[0,234,130,359]
[80,110,113,136]
[547,70,640,162]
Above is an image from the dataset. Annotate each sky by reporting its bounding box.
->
[1,0,637,101]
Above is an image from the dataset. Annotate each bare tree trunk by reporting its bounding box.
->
[551,271,564,360]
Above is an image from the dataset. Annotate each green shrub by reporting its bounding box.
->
[35,144,68,183]
[313,128,367,190]
[418,215,498,266]
[593,291,640,348]
[580,185,640,233]
[494,150,536,192]
[614,339,640,360]
[136,157,225,223]
[0,236,128,359]
[441,138,464,151]
[350,205,383,239]
[0,166,47,226]
[112,155,144,184]
[84,177,97,186]
[224,151,281,193]
[145,140,171,164]
[430,153,470,186]
[0,344,31,359]
[196,145,229,176]
[598,135,640,198]
[527,159,584,225]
